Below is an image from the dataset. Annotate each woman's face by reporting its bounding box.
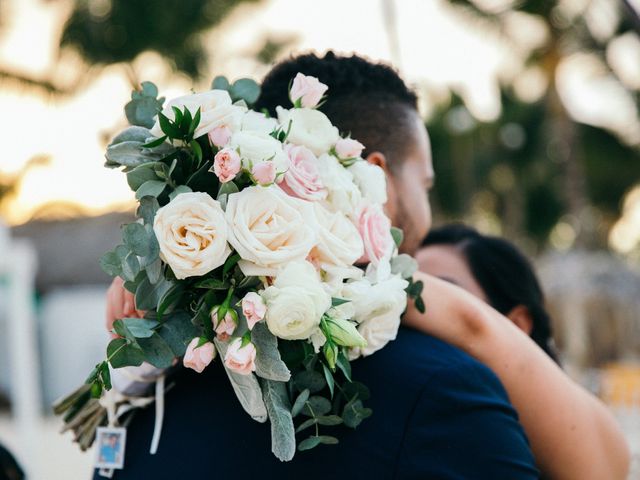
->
[416,245,488,303]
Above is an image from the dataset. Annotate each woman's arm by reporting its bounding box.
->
[403,271,630,480]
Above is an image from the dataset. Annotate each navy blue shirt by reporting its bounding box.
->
[99,327,539,479]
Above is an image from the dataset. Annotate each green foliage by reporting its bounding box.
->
[252,324,291,382]
[210,76,261,105]
[125,82,164,128]
[61,0,260,78]
[261,379,296,462]
[390,227,404,248]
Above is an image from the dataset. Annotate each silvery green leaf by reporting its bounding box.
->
[99,250,122,277]
[157,312,198,356]
[122,252,140,282]
[291,389,309,418]
[215,339,268,423]
[252,323,291,382]
[135,275,172,311]
[261,379,296,462]
[230,78,261,105]
[127,163,161,191]
[301,396,331,417]
[111,126,153,145]
[390,253,418,279]
[211,76,230,91]
[136,333,175,369]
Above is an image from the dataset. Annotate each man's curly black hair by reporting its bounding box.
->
[254,51,420,170]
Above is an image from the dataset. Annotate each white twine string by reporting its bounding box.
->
[149,375,165,455]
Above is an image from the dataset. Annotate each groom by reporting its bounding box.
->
[102,53,539,479]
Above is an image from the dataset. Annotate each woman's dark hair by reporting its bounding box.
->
[0,443,24,480]
[422,224,560,363]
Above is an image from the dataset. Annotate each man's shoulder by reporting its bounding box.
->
[357,326,503,389]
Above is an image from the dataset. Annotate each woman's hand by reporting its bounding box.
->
[105,277,145,336]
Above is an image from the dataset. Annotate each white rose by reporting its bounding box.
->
[276,107,339,156]
[230,130,288,173]
[262,261,331,340]
[242,110,278,135]
[312,203,363,269]
[317,154,362,215]
[150,90,245,140]
[349,161,388,205]
[342,275,408,358]
[225,186,317,276]
[153,192,231,279]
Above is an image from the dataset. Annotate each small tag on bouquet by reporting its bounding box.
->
[95,426,127,476]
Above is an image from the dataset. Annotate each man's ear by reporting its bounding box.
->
[507,305,534,336]
[365,151,388,172]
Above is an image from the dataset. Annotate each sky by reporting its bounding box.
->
[0,0,639,252]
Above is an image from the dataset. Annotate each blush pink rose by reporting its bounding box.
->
[183,338,215,373]
[252,161,277,186]
[356,203,394,265]
[208,125,233,148]
[280,144,327,201]
[213,148,241,183]
[335,138,365,159]
[224,338,257,375]
[289,73,328,109]
[212,309,237,341]
[242,292,266,330]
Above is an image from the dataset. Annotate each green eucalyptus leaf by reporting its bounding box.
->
[136,333,175,369]
[135,180,166,200]
[99,249,123,277]
[121,318,158,338]
[211,76,230,90]
[342,399,372,428]
[156,312,198,356]
[137,196,160,225]
[302,396,331,417]
[122,252,140,282]
[127,163,161,191]
[230,78,261,105]
[291,389,310,418]
[390,253,418,279]
[317,435,339,445]
[145,258,162,284]
[297,436,322,452]
[316,415,342,427]
[107,338,144,369]
[390,227,404,248]
[294,417,317,433]
[294,370,326,394]
[168,185,192,201]
[123,223,150,257]
[322,363,335,397]
[135,275,172,311]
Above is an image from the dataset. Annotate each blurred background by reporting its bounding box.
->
[0,0,639,478]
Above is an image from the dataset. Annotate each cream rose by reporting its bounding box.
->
[262,261,331,340]
[276,107,339,156]
[150,90,245,140]
[229,130,288,174]
[349,161,388,205]
[153,192,231,279]
[241,110,278,135]
[312,203,364,269]
[342,275,408,358]
[225,186,317,276]
[317,154,362,215]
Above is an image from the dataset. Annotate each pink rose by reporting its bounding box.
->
[208,125,233,148]
[212,309,237,342]
[280,144,327,201]
[183,338,215,373]
[213,148,241,183]
[356,203,394,265]
[252,161,277,186]
[335,138,365,159]
[224,338,257,375]
[242,292,267,330]
[289,73,328,109]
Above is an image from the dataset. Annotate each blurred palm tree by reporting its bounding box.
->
[429,0,640,250]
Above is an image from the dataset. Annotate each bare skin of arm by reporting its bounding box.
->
[402,271,630,480]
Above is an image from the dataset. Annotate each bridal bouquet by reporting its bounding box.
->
[55,73,424,461]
